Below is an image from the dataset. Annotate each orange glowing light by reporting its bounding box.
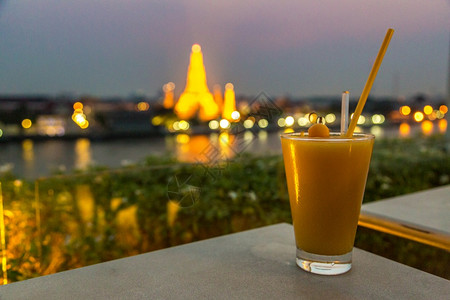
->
[438,119,447,133]
[423,105,433,115]
[399,122,410,137]
[73,102,83,110]
[439,105,448,114]
[163,82,175,109]
[222,83,237,121]
[174,44,219,121]
[400,106,411,116]
[21,119,32,129]
[137,102,150,111]
[413,111,424,122]
[421,120,433,136]
[175,135,211,163]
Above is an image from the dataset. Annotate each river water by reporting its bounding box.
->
[0,122,446,179]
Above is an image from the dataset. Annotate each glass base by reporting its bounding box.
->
[296,248,352,275]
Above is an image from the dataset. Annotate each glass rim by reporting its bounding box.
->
[280,132,375,142]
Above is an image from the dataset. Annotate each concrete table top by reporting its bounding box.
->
[1,223,449,299]
[360,185,450,250]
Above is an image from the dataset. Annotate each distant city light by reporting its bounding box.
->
[209,120,220,130]
[243,119,254,129]
[21,119,32,129]
[436,110,445,119]
[423,105,433,115]
[277,118,286,127]
[152,116,163,126]
[0,129,3,138]
[73,102,83,110]
[356,115,366,125]
[413,111,424,122]
[371,114,385,124]
[219,119,231,129]
[439,105,448,114]
[308,112,318,124]
[297,117,309,127]
[429,111,437,121]
[231,111,240,120]
[285,116,295,127]
[258,119,269,128]
[325,113,336,124]
[172,121,180,131]
[72,102,89,129]
[400,106,411,116]
[79,120,89,129]
[137,101,150,111]
[178,120,190,130]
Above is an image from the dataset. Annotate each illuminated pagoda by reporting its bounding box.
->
[222,83,237,121]
[174,44,220,121]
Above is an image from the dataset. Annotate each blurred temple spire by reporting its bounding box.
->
[174,44,219,121]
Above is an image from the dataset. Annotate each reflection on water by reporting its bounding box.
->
[438,119,447,133]
[0,122,448,179]
[421,120,433,136]
[175,134,212,163]
[22,139,34,177]
[75,138,91,170]
[399,122,411,137]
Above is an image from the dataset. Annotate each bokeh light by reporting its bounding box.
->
[371,114,385,124]
[325,113,336,124]
[258,119,269,128]
[208,120,220,130]
[400,106,411,116]
[413,111,424,122]
[297,117,309,127]
[73,102,83,110]
[178,120,190,131]
[357,115,366,125]
[243,119,254,129]
[219,119,231,129]
[21,119,32,129]
[231,111,240,121]
[137,102,150,111]
[423,105,433,115]
[285,116,295,127]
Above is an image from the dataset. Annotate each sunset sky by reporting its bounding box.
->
[0,0,449,99]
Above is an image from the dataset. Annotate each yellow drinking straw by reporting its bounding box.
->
[346,28,394,137]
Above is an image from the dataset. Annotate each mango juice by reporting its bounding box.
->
[281,133,374,256]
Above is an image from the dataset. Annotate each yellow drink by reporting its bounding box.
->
[281,132,374,273]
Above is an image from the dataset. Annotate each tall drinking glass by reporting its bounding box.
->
[281,132,374,275]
